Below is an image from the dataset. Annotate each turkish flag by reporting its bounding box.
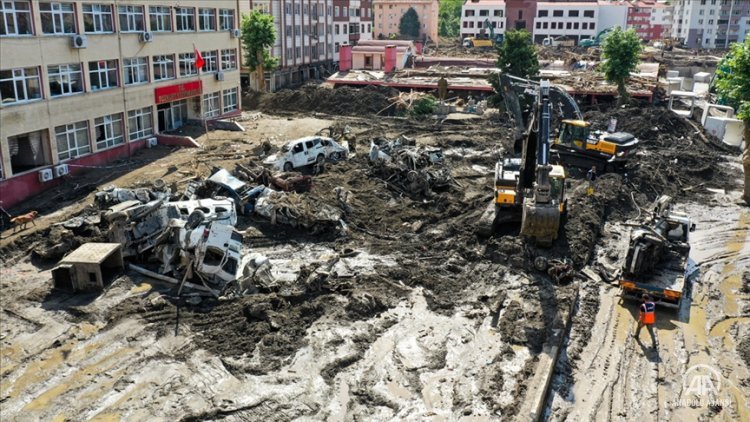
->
[194,46,205,70]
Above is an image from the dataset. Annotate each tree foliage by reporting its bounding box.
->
[399,7,420,38]
[714,39,750,121]
[438,0,462,38]
[495,29,539,78]
[241,11,279,72]
[599,27,642,104]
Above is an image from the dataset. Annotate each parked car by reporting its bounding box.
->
[264,136,348,172]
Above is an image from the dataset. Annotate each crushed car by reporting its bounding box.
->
[264,136,349,172]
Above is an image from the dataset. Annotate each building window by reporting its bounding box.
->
[335,42,340,53]
[83,4,114,33]
[566,22,572,29]
[465,10,474,17]
[590,23,595,30]
[494,10,503,17]
[221,49,237,70]
[0,1,32,36]
[178,52,197,77]
[55,121,90,161]
[89,60,118,90]
[582,22,587,29]
[199,8,216,31]
[335,24,339,35]
[40,2,76,34]
[584,10,595,18]
[479,10,489,17]
[569,10,579,17]
[8,131,49,175]
[222,88,238,113]
[0,67,41,104]
[118,5,144,32]
[123,57,148,85]
[295,46,301,59]
[48,63,83,97]
[551,22,556,29]
[295,4,300,15]
[553,10,563,17]
[128,107,153,140]
[149,6,172,32]
[202,50,218,72]
[536,21,541,29]
[285,3,291,15]
[203,92,220,118]
[94,113,124,150]
[573,22,579,29]
[543,22,548,29]
[175,7,195,31]
[152,55,175,80]
[343,24,348,34]
[219,8,234,30]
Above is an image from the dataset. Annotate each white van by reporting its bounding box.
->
[265,136,348,171]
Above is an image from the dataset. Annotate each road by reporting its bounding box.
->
[548,196,750,421]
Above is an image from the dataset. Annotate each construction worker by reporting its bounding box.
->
[634,294,657,348]
[586,165,597,196]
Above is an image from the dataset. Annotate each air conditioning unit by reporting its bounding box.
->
[215,71,225,81]
[39,168,54,183]
[140,31,154,43]
[146,137,158,148]
[54,164,70,177]
[71,34,88,49]
[230,28,241,38]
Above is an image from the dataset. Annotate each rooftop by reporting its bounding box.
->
[60,243,123,265]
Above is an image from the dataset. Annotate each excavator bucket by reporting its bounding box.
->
[520,200,560,246]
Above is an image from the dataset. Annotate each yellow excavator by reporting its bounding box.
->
[501,74,639,171]
[478,79,567,246]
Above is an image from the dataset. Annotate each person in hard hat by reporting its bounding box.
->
[586,165,597,196]
[634,294,657,348]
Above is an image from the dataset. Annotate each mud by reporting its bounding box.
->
[244,85,399,116]
[1,98,746,420]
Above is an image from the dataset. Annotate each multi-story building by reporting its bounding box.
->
[598,0,630,34]
[532,1,601,43]
[0,0,242,208]
[332,0,374,61]
[241,1,336,91]
[460,0,507,40]
[671,0,750,49]
[504,0,538,31]
[740,14,750,42]
[626,1,672,41]
[373,0,439,44]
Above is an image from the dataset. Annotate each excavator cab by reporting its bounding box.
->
[557,120,591,148]
[555,119,639,170]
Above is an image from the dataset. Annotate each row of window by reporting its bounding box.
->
[285,44,329,60]
[464,10,504,18]
[535,21,596,31]
[284,23,328,37]
[52,88,238,162]
[332,6,371,18]
[538,9,595,18]
[463,21,503,29]
[0,1,235,36]
[0,50,237,105]
[283,3,332,17]
[334,23,372,35]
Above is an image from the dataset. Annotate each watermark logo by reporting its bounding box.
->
[683,364,722,398]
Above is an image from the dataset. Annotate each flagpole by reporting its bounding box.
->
[194,43,209,143]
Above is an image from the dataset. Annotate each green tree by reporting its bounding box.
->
[438,0,462,38]
[714,39,750,204]
[598,27,642,105]
[399,7,420,39]
[495,29,539,78]
[241,10,278,92]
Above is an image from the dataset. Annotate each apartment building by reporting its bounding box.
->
[671,0,750,48]
[241,0,336,91]
[740,14,750,42]
[460,0,507,40]
[373,0,439,43]
[332,0,374,61]
[626,1,671,41]
[0,0,242,208]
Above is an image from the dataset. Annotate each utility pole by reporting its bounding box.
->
[726,0,734,48]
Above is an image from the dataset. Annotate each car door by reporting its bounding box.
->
[291,142,306,167]
[304,139,316,163]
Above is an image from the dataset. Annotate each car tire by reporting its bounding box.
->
[316,154,325,164]
[330,152,342,161]
[283,162,293,172]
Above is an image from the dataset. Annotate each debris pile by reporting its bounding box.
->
[244,85,398,116]
[367,136,456,196]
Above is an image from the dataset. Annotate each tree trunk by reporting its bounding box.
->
[617,82,629,107]
[743,120,750,205]
[256,50,265,93]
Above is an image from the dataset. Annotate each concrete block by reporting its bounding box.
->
[666,70,679,78]
[693,72,711,83]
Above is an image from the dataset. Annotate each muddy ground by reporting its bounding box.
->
[1,92,748,420]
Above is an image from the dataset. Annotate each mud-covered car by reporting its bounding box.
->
[264,136,348,172]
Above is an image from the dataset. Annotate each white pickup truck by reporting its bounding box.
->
[264,136,348,172]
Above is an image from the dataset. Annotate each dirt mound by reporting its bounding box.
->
[244,85,398,116]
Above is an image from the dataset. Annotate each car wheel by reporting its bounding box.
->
[283,162,293,172]
[316,154,325,164]
[330,152,342,161]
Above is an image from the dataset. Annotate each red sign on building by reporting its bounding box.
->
[154,81,203,104]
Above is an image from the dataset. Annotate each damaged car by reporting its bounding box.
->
[264,136,348,172]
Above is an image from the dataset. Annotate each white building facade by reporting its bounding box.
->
[532,1,600,43]
[671,0,750,49]
[460,0,506,40]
